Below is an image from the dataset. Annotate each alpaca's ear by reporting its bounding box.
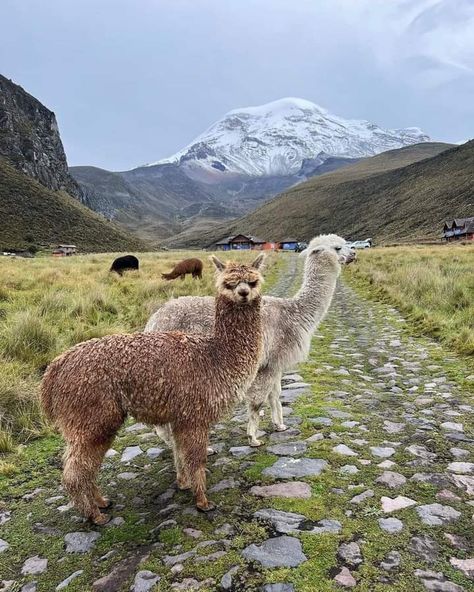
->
[251,253,266,270]
[209,255,226,272]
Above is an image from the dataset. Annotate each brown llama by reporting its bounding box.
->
[161,258,203,280]
[40,254,265,524]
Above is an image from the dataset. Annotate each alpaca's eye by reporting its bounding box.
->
[224,282,234,290]
[248,281,258,288]
[335,247,341,251]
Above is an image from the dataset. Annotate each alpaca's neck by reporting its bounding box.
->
[293,256,340,330]
[212,294,262,395]
[213,294,262,357]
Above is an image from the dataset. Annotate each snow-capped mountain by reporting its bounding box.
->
[150,97,430,177]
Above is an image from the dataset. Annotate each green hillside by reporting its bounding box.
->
[0,158,149,252]
[167,142,462,247]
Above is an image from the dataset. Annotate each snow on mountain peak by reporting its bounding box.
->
[150,98,430,177]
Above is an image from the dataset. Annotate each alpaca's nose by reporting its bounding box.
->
[238,287,250,298]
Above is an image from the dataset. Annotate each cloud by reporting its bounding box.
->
[333,0,474,87]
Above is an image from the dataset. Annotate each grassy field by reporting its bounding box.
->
[0,250,280,453]
[345,243,474,361]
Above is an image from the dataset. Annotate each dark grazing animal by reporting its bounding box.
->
[110,255,139,275]
[40,255,264,524]
[161,258,203,280]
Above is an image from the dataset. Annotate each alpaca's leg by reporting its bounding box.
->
[269,376,287,432]
[246,369,274,447]
[247,401,263,447]
[62,438,112,525]
[175,429,214,511]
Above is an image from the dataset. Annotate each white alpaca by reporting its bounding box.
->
[145,235,355,446]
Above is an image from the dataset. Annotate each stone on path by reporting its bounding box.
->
[451,474,474,496]
[380,551,401,571]
[450,558,474,579]
[56,570,84,590]
[441,422,463,432]
[242,536,307,568]
[267,441,307,457]
[381,495,417,513]
[117,472,138,480]
[0,539,9,553]
[254,508,341,535]
[250,482,311,499]
[340,465,359,475]
[376,471,406,489]
[350,489,374,504]
[334,567,356,588]
[447,462,474,474]
[146,448,164,460]
[124,423,147,433]
[306,433,324,442]
[409,535,439,564]
[269,428,302,442]
[415,569,464,592]
[65,531,100,553]
[263,585,295,592]
[229,446,254,458]
[263,457,327,479]
[378,517,404,533]
[333,444,358,457]
[309,417,332,426]
[370,446,396,458]
[383,421,405,434]
[21,556,48,575]
[121,446,143,463]
[0,510,11,526]
[416,504,461,526]
[337,542,362,566]
[131,571,160,592]
[209,478,238,493]
[105,449,118,458]
[406,445,437,462]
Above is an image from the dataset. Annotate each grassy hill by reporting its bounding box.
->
[167,142,462,247]
[0,158,149,252]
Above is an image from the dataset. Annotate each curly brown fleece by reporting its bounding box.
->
[41,254,264,524]
[161,257,203,280]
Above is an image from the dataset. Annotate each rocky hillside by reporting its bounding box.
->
[0,74,81,199]
[0,158,148,252]
[166,142,460,247]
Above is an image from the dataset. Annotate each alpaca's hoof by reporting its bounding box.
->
[249,438,263,447]
[274,424,288,432]
[207,446,216,456]
[197,500,216,512]
[92,512,111,526]
[97,497,112,509]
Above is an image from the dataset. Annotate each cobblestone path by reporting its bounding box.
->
[1,268,473,591]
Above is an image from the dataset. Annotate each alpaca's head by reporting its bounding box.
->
[303,234,356,265]
[210,254,265,304]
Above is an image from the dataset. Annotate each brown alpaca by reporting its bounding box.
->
[40,254,264,524]
[161,258,203,280]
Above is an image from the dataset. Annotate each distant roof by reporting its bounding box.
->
[58,244,77,248]
[214,234,266,245]
[280,238,299,243]
[444,217,474,233]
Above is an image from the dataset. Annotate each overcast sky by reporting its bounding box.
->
[2,0,473,170]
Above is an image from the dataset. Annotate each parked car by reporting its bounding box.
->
[295,242,308,253]
[349,239,372,249]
